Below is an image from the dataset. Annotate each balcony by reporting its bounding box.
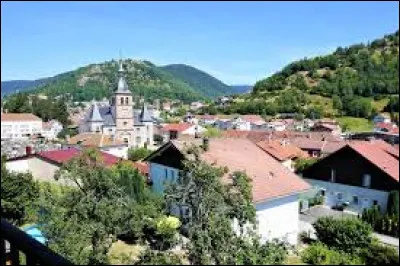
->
[1,218,73,265]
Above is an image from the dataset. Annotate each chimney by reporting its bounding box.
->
[26,146,32,155]
[202,137,209,151]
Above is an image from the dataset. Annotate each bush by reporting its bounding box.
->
[313,217,373,253]
[387,190,399,216]
[301,242,363,265]
[152,216,181,250]
[362,206,399,237]
[359,242,399,265]
[134,249,183,265]
[128,147,152,162]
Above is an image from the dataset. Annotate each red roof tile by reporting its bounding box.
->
[37,148,121,167]
[171,138,311,203]
[161,123,192,133]
[1,113,42,122]
[349,142,399,182]
[256,139,309,161]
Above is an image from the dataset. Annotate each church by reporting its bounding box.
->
[79,60,154,148]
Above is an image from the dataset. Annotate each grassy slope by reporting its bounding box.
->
[337,117,374,132]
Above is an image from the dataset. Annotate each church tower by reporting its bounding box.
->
[113,60,134,143]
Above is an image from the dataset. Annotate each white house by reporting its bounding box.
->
[373,113,391,124]
[41,120,63,140]
[1,113,43,140]
[267,121,286,132]
[301,140,399,214]
[190,101,204,111]
[198,115,218,126]
[215,118,234,130]
[160,123,207,142]
[145,138,310,246]
[65,132,129,159]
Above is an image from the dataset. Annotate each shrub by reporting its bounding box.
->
[313,217,373,253]
[128,147,152,162]
[152,216,181,250]
[301,242,363,265]
[134,249,183,265]
[362,206,399,237]
[359,242,399,265]
[387,190,399,216]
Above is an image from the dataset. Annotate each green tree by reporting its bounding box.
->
[128,147,152,162]
[164,146,287,265]
[40,149,134,264]
[1,155,39,225]
[313,217,373,254]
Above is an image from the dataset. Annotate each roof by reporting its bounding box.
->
[168,138,310,203]
[241,115,265,124]
[348,142,399,182]
[115,61,131,94]
[256,139,309,161]
[139,103,152,122]
[161,123,193,133]
[1,113,42,122]
[87,102,104,122]
[37,148,121,167]
[67,133,126,147]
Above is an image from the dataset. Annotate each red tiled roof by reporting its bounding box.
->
[241,115,265,124]
[37,148,121,167]
[171,138,310,203]
[256,139,309,161]
[161,123,192,133]
[349,142,399,182]
[132,161,149,176]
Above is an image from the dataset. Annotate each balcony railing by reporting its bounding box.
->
[1,218,73,265]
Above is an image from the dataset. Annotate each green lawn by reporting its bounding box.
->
[336,116,374,132]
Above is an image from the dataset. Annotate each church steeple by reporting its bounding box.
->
[115,59,131,94]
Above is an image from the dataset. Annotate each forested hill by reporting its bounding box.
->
[1,79,50,96]
[225,31,399,119]
[2,61,244,102]
[253,31,398,97]
[161,64,233,98]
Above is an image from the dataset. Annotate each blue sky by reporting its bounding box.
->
[1,1,398,84]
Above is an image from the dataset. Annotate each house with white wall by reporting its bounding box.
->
[41,120,63,140]
[145,138,310,246]
[301,140,399,214]
[65,132,129,159]
[5,147,147,184]
[1,113,43,140]
[160,123,207,142]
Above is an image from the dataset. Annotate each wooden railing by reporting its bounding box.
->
[1,218,73,265]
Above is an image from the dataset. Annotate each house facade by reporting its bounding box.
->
[79,60,154,148]
[145,138,310,245]
[41,120,63,140]
[66,132,129,159]
[160,123,207,142]
[301,141,399,214]
[1,113,43,140]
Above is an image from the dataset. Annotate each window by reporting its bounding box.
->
[136,137,141,144]
[125,97,129,105]
[123,121,128,126]
[165,168,168,179]
[108,128,113,132]
[124,138,129,143]
[337,193,343,200]
[120,97,124,105]
[373,200,378,206]
[331,169,336,183]
[320,189,326,196]
[362,174,371,188]
[353,196,359,205]
[170,170,175,180]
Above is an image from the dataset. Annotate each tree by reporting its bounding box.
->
[164,145,288,265]
[1,155,39,225]
[128,147,152,162]
[387,190,399,216]
[313,217,373,254]
[40,149,134,264]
